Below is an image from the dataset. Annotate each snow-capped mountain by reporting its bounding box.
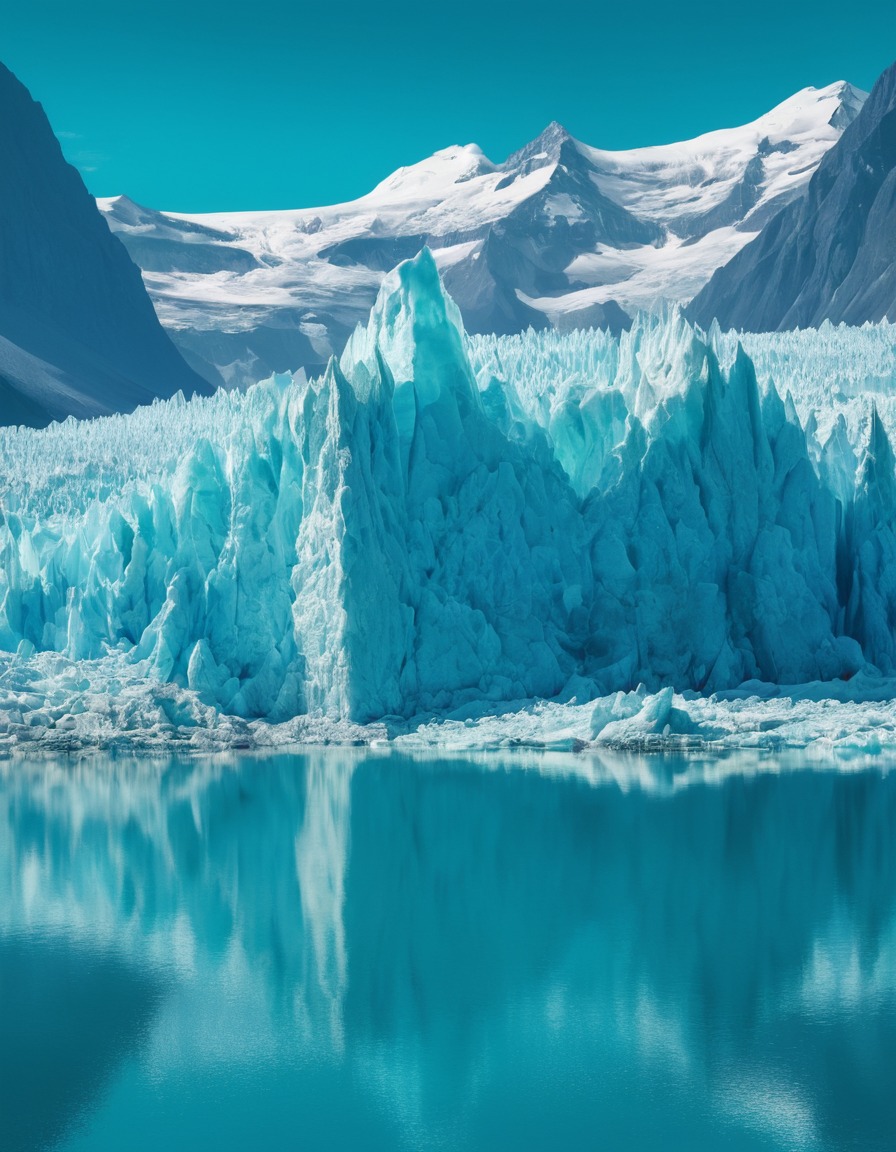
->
[0,63,211,426]
[98,81,865,388]
[690,61,896,331]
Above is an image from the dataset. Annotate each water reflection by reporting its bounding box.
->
[1,753,895,1151]
[0,936,164,1152]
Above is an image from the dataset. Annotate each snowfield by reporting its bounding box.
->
[3,250,896,757]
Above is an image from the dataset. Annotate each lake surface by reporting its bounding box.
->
[1,750,895,1151]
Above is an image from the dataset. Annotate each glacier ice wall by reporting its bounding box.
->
[469,311,864,687]
[2,250,896,725]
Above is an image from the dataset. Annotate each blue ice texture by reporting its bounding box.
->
[3,249,896,752]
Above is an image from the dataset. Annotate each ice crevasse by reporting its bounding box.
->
[1,248,896,741]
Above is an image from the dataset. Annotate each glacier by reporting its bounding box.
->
[3,248,896,756]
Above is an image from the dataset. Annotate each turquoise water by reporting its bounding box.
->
[1,752,895,1152]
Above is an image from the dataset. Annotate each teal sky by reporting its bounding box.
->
[4,0,895,212]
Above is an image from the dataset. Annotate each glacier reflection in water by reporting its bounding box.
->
[1,751,895,1152]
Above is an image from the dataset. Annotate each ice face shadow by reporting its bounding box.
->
[0,934,165,1152]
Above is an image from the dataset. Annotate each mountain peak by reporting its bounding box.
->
[537,120,573,144]
[503,121,578,176]
[827,80,869,129]
[98,68,873,385]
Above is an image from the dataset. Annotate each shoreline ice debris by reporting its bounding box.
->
[4,648,896,760]
[3,248,896,753]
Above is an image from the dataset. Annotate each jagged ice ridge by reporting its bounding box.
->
[3,250,896,754]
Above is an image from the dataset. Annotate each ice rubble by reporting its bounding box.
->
[3,249,896,755]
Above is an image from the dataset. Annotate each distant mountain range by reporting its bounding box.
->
[0,63,210,426]
[689,60,896,331]
[2,55,893,424]
[99,82,866,387]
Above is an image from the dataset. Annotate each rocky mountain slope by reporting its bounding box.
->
[0,62,211,426]
[690,60,896,331]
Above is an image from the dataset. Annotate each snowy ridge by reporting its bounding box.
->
[97,82,865,388]
[689,61,896,331]
[4,251,896,753]
[580,83,866,233]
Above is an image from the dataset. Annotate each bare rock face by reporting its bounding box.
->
[0,62,211,426]
[690,64,896,332]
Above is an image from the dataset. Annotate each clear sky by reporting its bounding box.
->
[4,0,895,212]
